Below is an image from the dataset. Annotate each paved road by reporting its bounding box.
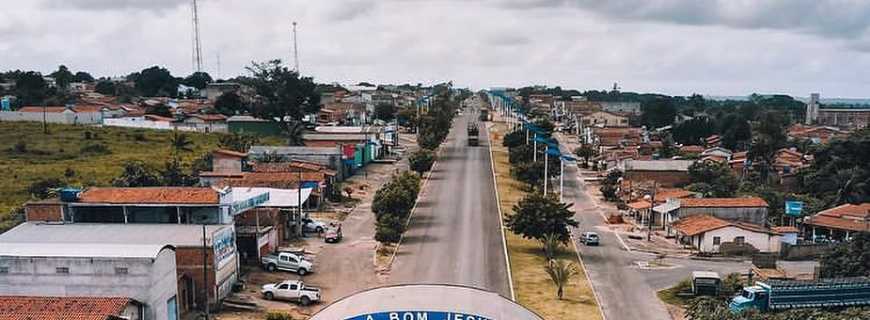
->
[555,137,750,320]
[390,112,511,297]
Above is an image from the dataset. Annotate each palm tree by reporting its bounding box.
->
[544,259,578,300]
[541,233,563,260]
[169,129,194,160]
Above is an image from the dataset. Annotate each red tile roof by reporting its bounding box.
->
[680,145,704,153]
[216,172,326,188]
[672,215,732,236]
[627,201,651,210]
[772,226,799,233]
[0,296,133,320]
[144,114,175,122]
[655,188,694,203]
[252,161,337,176]
[805,203,870,232]
[191,114,227,122]
[672,214,778,236]
[79,187,219,204]
[679,197,768,208]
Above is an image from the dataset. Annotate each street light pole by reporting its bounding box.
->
[559,158,564,203]
[648,181,656,242]
[543,149,548,195]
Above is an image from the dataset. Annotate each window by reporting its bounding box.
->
[278,284,289,290]
[115,267,129,275]
[734,236,745,244]
[167,296,178,320]
[56,267,69,274]
[712,237,721,245]
[289,284,298,290]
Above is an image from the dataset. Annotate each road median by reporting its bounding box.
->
[488,121,603,320]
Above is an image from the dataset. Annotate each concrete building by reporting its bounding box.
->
[248,146,348,179]
[805,93,870,129]
[618,159,694,188]
[580,111,629,128]
[0,243,178,320]
[0,223,238,316]
[0,106,103,124]
[672,215,782,253]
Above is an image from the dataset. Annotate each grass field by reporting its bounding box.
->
[0,121,283,232]
[489,122,603,320]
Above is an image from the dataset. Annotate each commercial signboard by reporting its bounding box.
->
[213,227,237,270]
[231,191,269,214]
[785,201,803,217]
[346,311,492,320]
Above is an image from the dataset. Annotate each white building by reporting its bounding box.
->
[0,243,178,320]
[672,214,782,253]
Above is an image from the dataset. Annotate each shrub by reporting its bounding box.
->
[408,149,435,175]
[502,129,526,148]
[63,167,76,178]
[13,141,27,153]
[27,178,63,199]
[80,143,111,155]
[265,312,294,320]
[83,131,92,140]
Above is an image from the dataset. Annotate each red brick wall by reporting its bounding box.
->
[24,203,64,222]
[175,247,217,303]
[624,171,690,188]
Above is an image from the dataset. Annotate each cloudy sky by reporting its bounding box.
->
[3,0,870,97]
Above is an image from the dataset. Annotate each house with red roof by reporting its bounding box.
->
[0,296,144,320]
[672,214,782,253]
[804,203,870,241]
[662,197,769,236]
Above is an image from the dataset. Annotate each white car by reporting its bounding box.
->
[301,218,327,233]
[261,280,321,306]
[261,252,314,275]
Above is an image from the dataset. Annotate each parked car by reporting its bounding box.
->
[301,218,327,233]
[580,232,600,245]
[324,223,343,243]
[261,252,314,275]
[261,280,321,306]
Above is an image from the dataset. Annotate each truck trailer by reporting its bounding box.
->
[729,277,870,313]
[467,123,479,146]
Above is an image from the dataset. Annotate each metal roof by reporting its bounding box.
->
[0,243,173,259]
[0,223,231,247]
[249,146,341,156]
[621,159,694,172]
[311,284,542,320]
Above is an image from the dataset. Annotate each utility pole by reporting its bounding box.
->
[292,21,300,73]
[297,169,304,237]
[201,223,209,319]
[543,148,548,195]
[191,0,203,73]
[648,181,656,242]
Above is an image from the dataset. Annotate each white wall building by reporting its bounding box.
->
[672,215,782,253]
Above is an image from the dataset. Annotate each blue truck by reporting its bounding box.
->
[729,277,870,313]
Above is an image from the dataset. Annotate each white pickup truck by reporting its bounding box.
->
[261,252,314,275]
[261,280,321,306]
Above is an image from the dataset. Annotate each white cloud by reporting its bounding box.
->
[1,0,869,97]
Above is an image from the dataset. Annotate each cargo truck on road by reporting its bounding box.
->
[467,123,479,146]
[729,277,870,313]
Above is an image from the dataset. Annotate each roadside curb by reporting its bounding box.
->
[486,121,517,302]
[570,232,608,320]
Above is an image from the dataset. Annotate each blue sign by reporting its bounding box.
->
[785,201,803,217]
[1,97,9,111]
[231,192,270,213]
[346,311,492,320]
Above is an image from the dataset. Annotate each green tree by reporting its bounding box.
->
[13,71,49,106]
[94,80,116,95]
[749,111,789,183]
[641,96,677,128]
[160,160,197,186]
[544,259,578,300]
[135,66,178,97]
[800,129,870,204]
[573,145,596,168]
[374,213,406,243]
[688,161,739,197]
[214,92,244,116]
[182,71,212,89]
[218,132,259,153]
[246,59,320,144]
[27,178,63,199]
[505,193,578,242]
[820,232,870,278]
[673,118,715,146]
[373,103,397,122]
[408,149,435,175]
[112,161,161,187]
[396,107,417,128]
[49,65,74,89]
[73,71,95,83]
[541,232,563,260]
[503,129,526,148]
